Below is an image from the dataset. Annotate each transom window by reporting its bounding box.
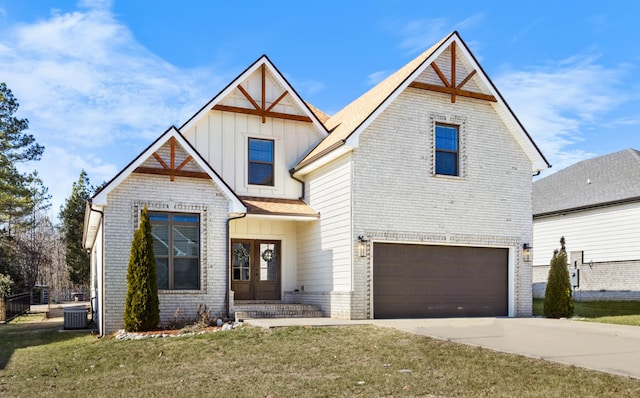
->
[435,124,459,176]
[149,212,200,290]
[248,138,274,186]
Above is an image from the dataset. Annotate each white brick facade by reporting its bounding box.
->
[351,90,534,317]
[102,173,230,333]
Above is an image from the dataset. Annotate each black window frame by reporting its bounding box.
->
[435,123,459,176]
[149,212,200,291]
[248,138,275,186]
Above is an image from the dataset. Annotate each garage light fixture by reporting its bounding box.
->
[523,243,532,262]
[358,236,369,257]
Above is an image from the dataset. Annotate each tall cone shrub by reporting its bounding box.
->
[543,236,574,318]
[124,206,160,332]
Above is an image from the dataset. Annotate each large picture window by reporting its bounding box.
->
[149,212,200,290]
[435,124,459,176]
[248,138,274,186]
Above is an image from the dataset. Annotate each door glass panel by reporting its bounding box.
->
[259,243,277,281]
[232,242,251,281]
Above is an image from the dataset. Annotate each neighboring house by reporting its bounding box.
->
[532,149,640,300]
[83,31,549,336]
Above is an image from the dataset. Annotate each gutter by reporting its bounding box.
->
[534,196,640,219]
[225,213,247,318]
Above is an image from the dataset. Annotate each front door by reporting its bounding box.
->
[231,239,281,300]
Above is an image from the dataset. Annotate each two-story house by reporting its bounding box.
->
[83,31,549,335]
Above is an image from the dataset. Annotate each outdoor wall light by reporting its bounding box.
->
[523,243,532,262]
[358,236,369,257]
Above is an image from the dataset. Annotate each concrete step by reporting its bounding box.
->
[234,303,325,321]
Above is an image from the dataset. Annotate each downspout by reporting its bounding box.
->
[226,213,246,318]
[289,170,306,201]
[87,199,105,337]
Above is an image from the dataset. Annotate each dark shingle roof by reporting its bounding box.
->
[533,148,640,216]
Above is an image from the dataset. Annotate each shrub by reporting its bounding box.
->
[0,273,12,298]
[123,206,160,332]
[543,237,574,318]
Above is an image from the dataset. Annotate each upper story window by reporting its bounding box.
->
[149,212,200,290]
[435,124,459,176]
[248,138,274,186]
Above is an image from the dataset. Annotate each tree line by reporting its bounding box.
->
[1,82,93,301]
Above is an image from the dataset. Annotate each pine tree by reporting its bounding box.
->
[60,170,92,287]
[124,206,160,332]
[543,237,574,318]
[0,82,44,231]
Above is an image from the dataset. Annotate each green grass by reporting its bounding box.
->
[1,317,639,397]
[533,299,640,326]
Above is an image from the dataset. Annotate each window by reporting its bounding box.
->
[248,138,274,186]
[149,212,200,290]
[435,124,459,176]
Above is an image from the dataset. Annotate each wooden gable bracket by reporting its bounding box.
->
[212,64,312,123]
[409,42,497,103]
[134,137,211,181]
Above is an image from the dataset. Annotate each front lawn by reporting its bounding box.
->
[533,299,640,326]
[1,317,639,397]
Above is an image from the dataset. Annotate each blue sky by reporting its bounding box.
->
[1,0,638,214]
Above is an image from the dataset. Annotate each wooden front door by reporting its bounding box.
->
[231,239,281,301]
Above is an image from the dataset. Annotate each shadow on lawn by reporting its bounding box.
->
[0,314,92,370]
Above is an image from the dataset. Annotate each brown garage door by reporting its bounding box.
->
[373,243,508,318]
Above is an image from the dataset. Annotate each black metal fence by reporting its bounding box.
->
[1,292,31,323]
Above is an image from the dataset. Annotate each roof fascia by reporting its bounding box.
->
[344,33,455,149]
[534,196,640,219]
[180,55,328,137]
[453,35,550,172]
[343,32,549,173]
[92,126,246,213]
[291,144,353,177]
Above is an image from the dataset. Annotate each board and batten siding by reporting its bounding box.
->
[533,202,640,266]
[181,68,325,199]
[297,154,353,292]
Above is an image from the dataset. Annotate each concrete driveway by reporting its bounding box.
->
[245,317,640,379]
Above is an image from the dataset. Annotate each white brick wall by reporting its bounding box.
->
[533,250,640,301]
[351,89,534,317]
[102,173,230,333]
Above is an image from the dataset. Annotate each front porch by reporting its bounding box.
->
[233,300,325,321]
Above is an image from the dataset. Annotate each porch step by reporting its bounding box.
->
[234,303,325,321]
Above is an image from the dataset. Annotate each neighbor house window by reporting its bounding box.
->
[435,124,459,176]
[248,138,274,186]
[149,212,200,290]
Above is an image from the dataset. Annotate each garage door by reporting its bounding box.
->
[373,243,508,318]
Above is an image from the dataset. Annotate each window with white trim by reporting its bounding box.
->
[248,138,274,186]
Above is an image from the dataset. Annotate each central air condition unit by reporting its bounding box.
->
[63,307,88,329]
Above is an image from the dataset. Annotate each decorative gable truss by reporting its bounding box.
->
[410,41,496,104]
[213,64,313,124]
[181,55,327,135]
[134,137,209,181]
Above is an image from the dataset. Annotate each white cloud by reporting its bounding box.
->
[495,56,629,173]
[0,2,226,216]
[367,70,389,86]
[396,13,485,55]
